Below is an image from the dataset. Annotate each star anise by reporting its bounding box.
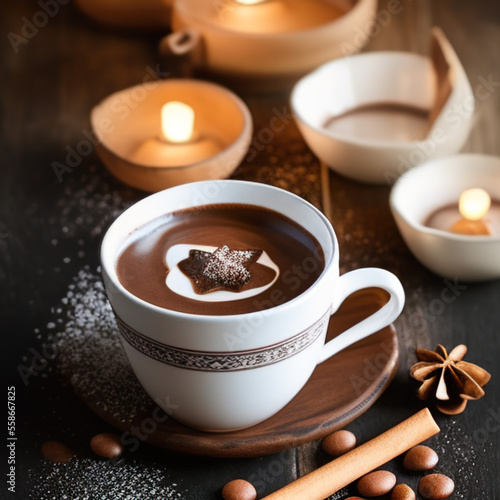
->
[410,344,491,415]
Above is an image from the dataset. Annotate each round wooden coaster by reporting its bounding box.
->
[82,288,398,458]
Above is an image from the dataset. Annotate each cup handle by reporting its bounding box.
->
[317,268,405,364]
[158,28,205,78]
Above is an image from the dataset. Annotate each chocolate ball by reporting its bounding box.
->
[90,433,124,459]
[222,479,257,500]
[403,445,439,471]
[41,441,75,464]
[321,429,357,456]
[392,483,416,500]
[418,473,455,499]
[357,470,397,497]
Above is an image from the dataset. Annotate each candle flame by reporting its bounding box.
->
[459,188,491,221]
[161,101,194,143]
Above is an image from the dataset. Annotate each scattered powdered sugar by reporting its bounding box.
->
[29,266,187,497]
[327,417,488,500]
[51,266,152,423]
[52,166,135,239]
[429,417,490,499]
[29,458,184,499]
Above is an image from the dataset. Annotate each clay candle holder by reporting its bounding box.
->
[390,154,500,282]
[160,0,377,88]
[91,79,252,192]
[291,28,474,184]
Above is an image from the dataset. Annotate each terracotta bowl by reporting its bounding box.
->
[91,79,252,192]
[160,0,377,88]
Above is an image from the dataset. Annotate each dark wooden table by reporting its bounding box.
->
[2,1,499,498]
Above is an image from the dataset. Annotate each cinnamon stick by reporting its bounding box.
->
[263,408,440,500]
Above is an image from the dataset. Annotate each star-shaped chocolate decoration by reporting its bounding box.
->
[178,245,263,294]
[410,344,491,415]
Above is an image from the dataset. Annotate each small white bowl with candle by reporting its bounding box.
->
[390,154,500,282]
[291,28,474,184]
[160,0,377,88]
[91,79,252,192]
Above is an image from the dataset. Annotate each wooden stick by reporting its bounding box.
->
[320,161,333,223]
[263,408,440,500]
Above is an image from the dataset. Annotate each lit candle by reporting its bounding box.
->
[424,188,500,237]
[451,188,491,235]
[131,101,223,167]
[160,101,195,143]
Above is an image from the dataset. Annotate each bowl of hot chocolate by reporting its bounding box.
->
[101,180,405,431]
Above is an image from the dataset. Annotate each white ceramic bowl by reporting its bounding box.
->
[291,50,474,184]
[390,154,500,282]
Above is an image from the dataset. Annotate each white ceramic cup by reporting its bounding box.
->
[101,180,405,431]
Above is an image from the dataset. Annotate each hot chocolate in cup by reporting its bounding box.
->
[101,180,405,431]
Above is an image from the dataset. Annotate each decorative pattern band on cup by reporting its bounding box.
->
[116,312,330,373]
